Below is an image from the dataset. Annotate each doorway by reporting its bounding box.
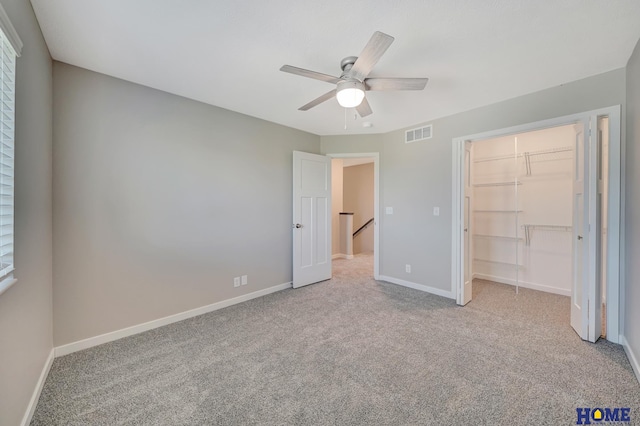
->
[328,153,380,280]
[292,151,380,288]
[451,107,621,344]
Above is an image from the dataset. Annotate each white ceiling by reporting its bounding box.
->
[30,0,640,136]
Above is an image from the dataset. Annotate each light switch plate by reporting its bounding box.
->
[433,207,440,216]
[386,207,393,215]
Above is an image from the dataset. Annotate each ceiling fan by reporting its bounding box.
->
[280,31,428,118]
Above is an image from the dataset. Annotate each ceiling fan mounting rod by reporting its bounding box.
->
[340,56,358,74]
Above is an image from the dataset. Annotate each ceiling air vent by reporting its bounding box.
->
[405,124,433,143]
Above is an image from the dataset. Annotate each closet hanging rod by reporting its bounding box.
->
[473,145,572,163]
[521,224,572,246]
[525,146,572,157]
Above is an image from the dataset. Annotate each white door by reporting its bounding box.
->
[571,120,588,339]
[588,116,603,342]
[292,151,332,288]
[460,141,473,305]
[571,117,603,342]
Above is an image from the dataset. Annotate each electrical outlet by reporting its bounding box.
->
[385,206,394,215]
[405,264,411,273]
[241,275,248,286]
[233,277,240,287]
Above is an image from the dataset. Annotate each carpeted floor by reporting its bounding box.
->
[32,254,640,425]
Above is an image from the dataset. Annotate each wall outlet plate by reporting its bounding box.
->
[233,277,240,287]
[241,275,247,285]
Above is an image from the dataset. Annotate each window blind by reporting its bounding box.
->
[0,28,15,281]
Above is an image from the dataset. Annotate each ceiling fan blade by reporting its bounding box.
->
[365,77,429,91]
[348,31,394,81]
[280,65,341,84]
[299,89,337,111]
[356,97,373,117]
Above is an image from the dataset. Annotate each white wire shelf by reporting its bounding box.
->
[473,234,523,241]
[474,145,572,164]
[473,258,524,268]
[473,181,522,187]
[521,224,572,246]
[473,210,522,213]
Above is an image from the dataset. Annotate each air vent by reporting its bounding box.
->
[405,124,433,143]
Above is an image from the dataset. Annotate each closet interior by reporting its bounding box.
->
[470,124,580,297]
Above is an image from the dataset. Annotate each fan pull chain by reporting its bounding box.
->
[344,107,347,130]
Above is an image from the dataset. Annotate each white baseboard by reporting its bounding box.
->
[21,348,54,426]
[621,335,640,385]
[55,282,292,357]
[473,273,571,297]
[332,253,354,260]
[378,275,454,299]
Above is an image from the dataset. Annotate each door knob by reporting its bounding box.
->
[294,223,302,228]
[577,235,583,240]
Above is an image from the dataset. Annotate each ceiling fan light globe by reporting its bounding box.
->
[336,80,365,108]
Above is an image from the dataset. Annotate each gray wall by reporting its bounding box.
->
[322,69,626,292]
[625,38,640,371]
[0,1,53,425]
[344,163,374,254]
[53,63,319,346]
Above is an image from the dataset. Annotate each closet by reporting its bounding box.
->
[470,124,578,296]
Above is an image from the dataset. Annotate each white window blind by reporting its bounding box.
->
[0,27,15,283]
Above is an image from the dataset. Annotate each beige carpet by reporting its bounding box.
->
[32,253,639,425]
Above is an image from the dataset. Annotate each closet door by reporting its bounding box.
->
[461,141,473,305]
[571,120,587,339]
[570,116,603,342]
[588,117,603,342]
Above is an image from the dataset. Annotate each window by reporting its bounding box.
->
[0,3,21,296]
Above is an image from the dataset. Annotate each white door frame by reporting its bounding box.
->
[326,152,380,280]
[451,106,621,343]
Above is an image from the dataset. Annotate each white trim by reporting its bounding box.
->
[473,273,571,297]
[0,275,16,296]
[451,141,464,303]
[621,335,640,385]
[0,2,22,56]
[54,282,292,357]
[326,152,380,280]
[332,253,354,260]
[604,106,621,343]
[378,275,454,299]
[451,106,622,343]
[20,349,54,426]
